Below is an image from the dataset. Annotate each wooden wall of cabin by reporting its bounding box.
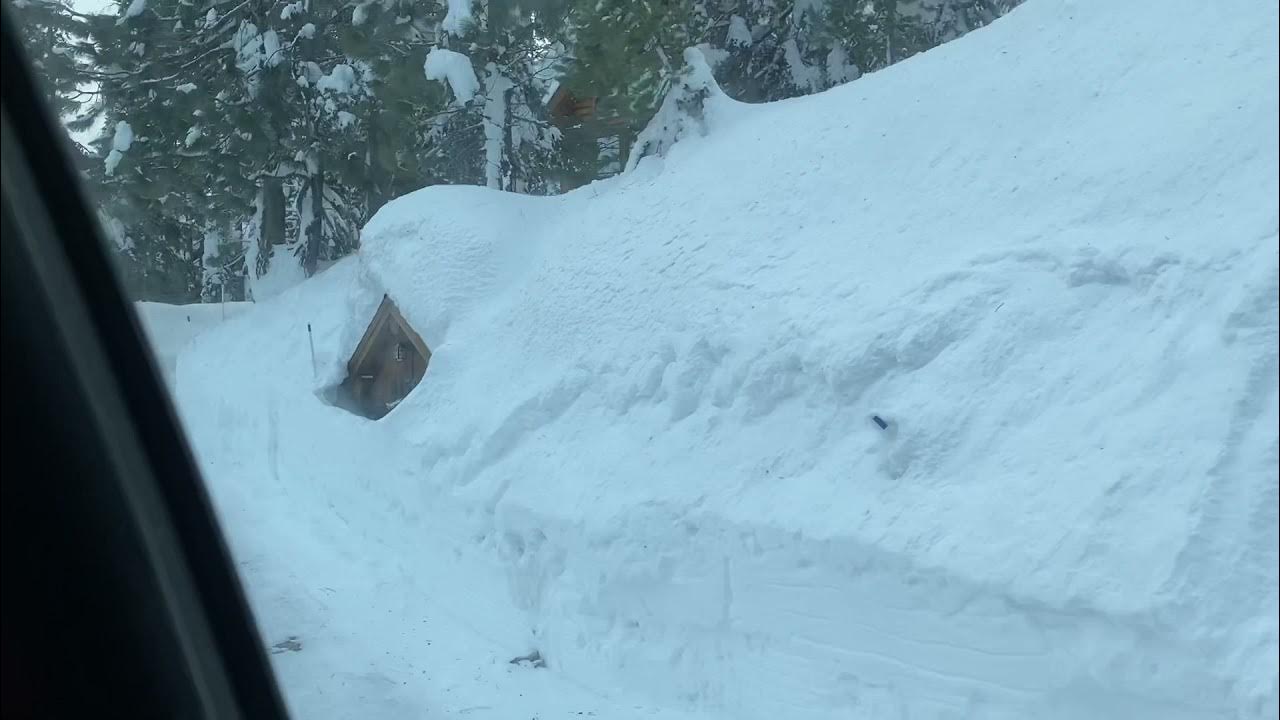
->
[347,321,429,419]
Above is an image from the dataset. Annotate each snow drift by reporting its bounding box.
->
[135,300,253,384]
[170,0,1279,718]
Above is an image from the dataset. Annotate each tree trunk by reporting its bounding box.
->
[302,166,325,276]
[885,0,897,66]
[503,84,517,192]
[364,106,387,222]
[259,175,286,277]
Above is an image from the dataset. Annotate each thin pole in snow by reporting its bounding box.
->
[307,323,317,379]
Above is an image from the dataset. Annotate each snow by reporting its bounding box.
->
[262,29,282,67]
[296,22,316,39]
[249,243,307,301]
[423,48,479,104]
[352,0,372,26]
[98,211,129,250]
[169,1,1278,719]
[694,42,730,70]
[176,82,198,93]
[232,21,263,79]
[103,119,132,176]
[201,227,220,291]
[541,78,561,106]
[783,38,822,93]
[134,301,253,386]
[441,0,471,36]
[626,47,723,173]
[110,118,133,151]
[726,14,752,47]
[315,63,358,94]
[184,124,201,147]
[481,62,513,189]
[826,44,859,83]
[117,0,144,23]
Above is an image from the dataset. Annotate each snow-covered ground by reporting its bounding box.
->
[135,300,254,384]
[161,0,1278,717]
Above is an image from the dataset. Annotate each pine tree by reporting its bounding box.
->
[563,0,1021,182]
[10,0,95,137]
[562,0,715,122]
[714,0,834,103]
[555,0,721,183]
[339,0,454,215]
[919,0,1021,44]
[423,0,565,193]
[67,0,1023,303]
[85,0,447,293]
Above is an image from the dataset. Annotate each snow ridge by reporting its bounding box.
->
[171,0,1278,718]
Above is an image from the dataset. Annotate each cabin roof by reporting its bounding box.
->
[547,84,572,113]
[542,79,562,106]
[547,85,601,124]
[348,295,431,374]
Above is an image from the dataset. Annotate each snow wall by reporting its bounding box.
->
[135,300,254,384]
[172,0,1279,717]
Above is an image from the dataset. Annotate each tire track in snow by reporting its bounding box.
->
[501,503,1245,720]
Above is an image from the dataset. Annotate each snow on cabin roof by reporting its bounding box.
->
[541,79,561,106]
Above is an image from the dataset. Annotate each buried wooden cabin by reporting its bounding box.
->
[342,295,431,419]
[545,84,634,190]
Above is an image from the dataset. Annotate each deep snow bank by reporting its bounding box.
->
[135,300,254,383]
[175,0,1279,718]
